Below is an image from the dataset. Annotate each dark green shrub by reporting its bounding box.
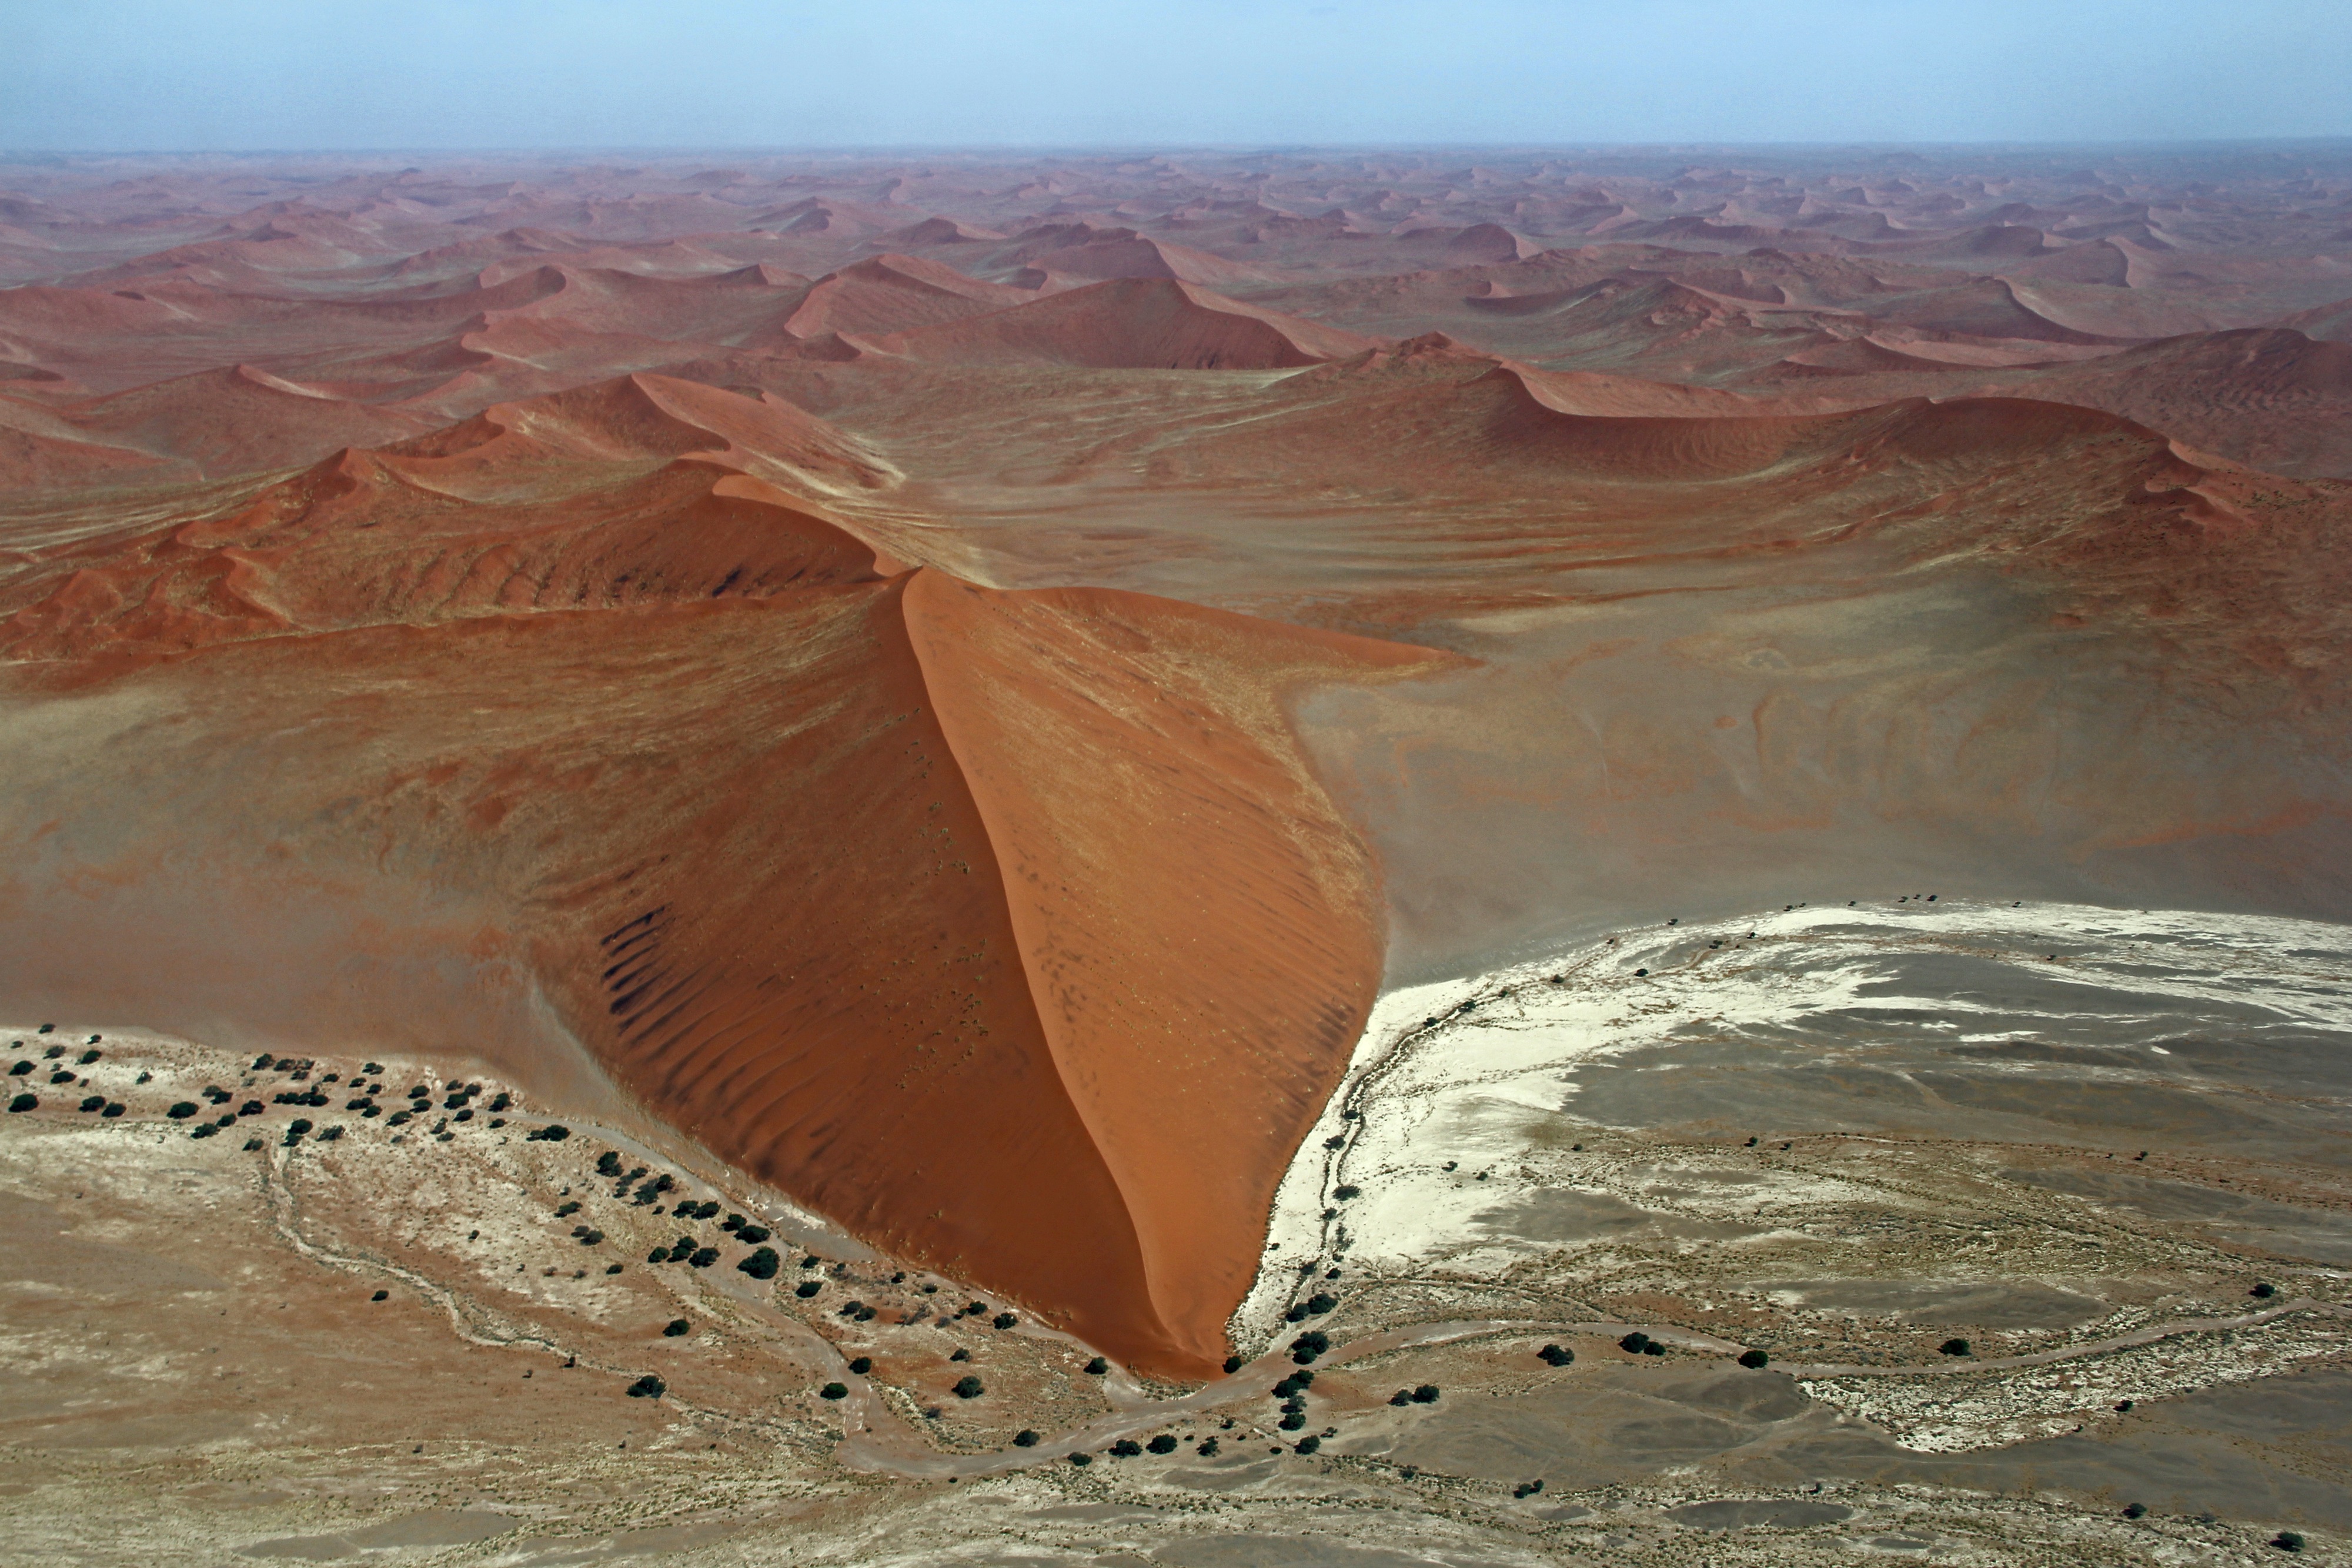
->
[1110,1439,1141,1457]
[1013,1429,1038,1447]
[42,1045,63,1059]
[1619,1332,1651,1354]
[2122,1504,2147,1519]
[1305,1293,1337,1315]
[738,1224,769,1243]
[102,1102,123,1118]
[528,1125,570,1142]
[1085,1357,1108,1375]
[1284,1305,1308,1323]
[2251,1282,2277,1299]
[192,1122,219,1139]
[596,1151,622,1176]
[288,1118,312,1135]
[1738,1349,1769,1369]
[819,1382,847,1400]
[7,1062,28,1076]
[647,1249,667,1264]
[626,1375,665,1399]
[2274,1532,2305,1552]
[1068,1453,1091,1466]
[738,1246,780,1280]
[1538,1343,1573,1366]
[993,1312,1017,1330]
[606,1263,623,1275]
[1147,1434,1177,1454]
[1939,1338,1972,1358]
[79,1094,105,1112]
[1279,1413,1304,1431]
[1389,1389,1412,1406]
[1294,1436,1320,1454]
[1289,1330,1329,1363]
[662,1318,690,1337]
[371,1289,388,1301]
[1411,1385,1439,1403]
[952,1375,983,1399]
[167,1101,199,1119]
[1222,1355,1243,1374]
[1513,1479,1545,1499]
[948,1348,968,1362]
[1332,1185,1360,1201]
[796,1281,821,1298]
[848,1356,871,1375]
[1198,1437,1220,1456]
[689,1247,718,1268]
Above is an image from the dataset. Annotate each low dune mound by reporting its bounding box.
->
[873,277,1378,370]
[760,254,1030,343]
[380,373,898,495]
[2004,329,2352,479]
[1008,236,1273,289]
[52,365,437,479]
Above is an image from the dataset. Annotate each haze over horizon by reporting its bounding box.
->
[8,0,2352,152]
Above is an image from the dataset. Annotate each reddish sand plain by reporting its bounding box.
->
[3,148,2349,1371]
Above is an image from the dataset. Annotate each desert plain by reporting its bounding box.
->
[2,144,2351,1566]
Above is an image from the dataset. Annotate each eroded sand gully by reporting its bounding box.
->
[5,145,2352,1561]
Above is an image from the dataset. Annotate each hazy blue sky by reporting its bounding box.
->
[6,0,2348,151]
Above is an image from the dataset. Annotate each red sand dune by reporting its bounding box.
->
[871,276,1378,369]
[6,149,2351,1374]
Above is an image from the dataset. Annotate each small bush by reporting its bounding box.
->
[1085,1357,1108,1375]
[1279,1413,1305,1431]
[167,1101,199,1120]
[738,1224,770,1244]
[1738,1349,1769,1369]
[596,1151,621,1176]
[6,1062,28,1076]
[79,1094,105,1112]
[848,1356,871,1375]
[1538,1343,1573,1366]
[1388,1389,1411,1406]
[1198,1437,1220,1456]
[951,1375,984,1399]
[1068,1453,1092,1467]
[102,1102,124,1118]
[993,1312,1017,1330]
[1109,1439,1141,1457]
[1411,1385,1440,1403]
[663,1318,690,1338]
[1148,1434,1177,1454]
[1514,1479,1545,1499]
[626,1375,665,1399]
[606,1263,623,1275]
[1222,1355,1243,1374]
[738,1246,780,1280]
[688,1247,718,1268]
[288,1117,313,1135]
[819,1382,848,1401]
[795,1281,821,1298]
[1939,1338,1972,1358]
[192,1122,219,1139]
[1305,1293,1337,1315]
[1332,1185,1360,1201]
[2251,1282,2277,1299]
[2122,1503,2147,1519]
[529,1124,570,1142]
[371,1289,388,1302]
[1284,1305,1308,1323]
[949,1348,968,1362]
[2275,1532,2305,1553]
[1294,1436,1320,1454]
[1619,1332,1651,1354]
[1013,1429,1038,1447]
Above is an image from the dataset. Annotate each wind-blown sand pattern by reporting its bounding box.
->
[4,146,2351,1563]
